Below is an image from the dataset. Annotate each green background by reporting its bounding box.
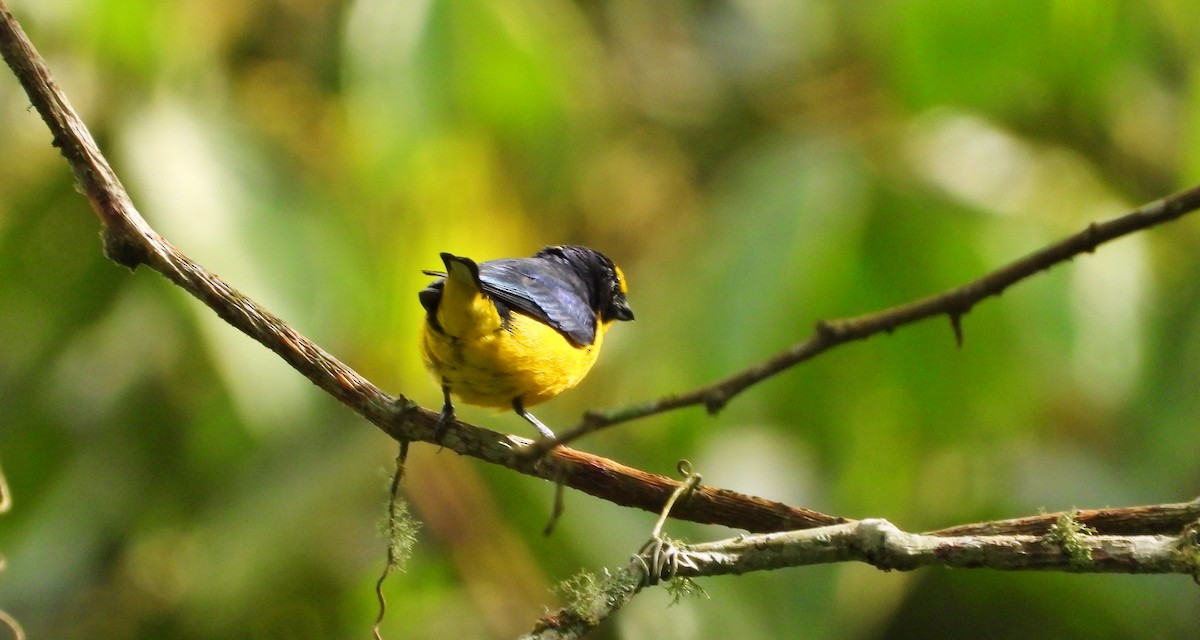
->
[2,0,1199,638]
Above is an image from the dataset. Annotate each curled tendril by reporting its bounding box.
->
[632,461,703,586]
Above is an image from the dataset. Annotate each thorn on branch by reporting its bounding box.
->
[703,392,727,415]
[949,312,964,348]
[581,410,606,428]
[814,319,838,340]
[390,396,419,424]
[1083,222,1101,253]
[101,229,149,271]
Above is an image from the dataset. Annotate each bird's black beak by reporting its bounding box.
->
[611,298,634,322]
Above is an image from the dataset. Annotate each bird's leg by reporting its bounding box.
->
[513,398,555,439]
[512,397,570,533]
[434,384,455,443]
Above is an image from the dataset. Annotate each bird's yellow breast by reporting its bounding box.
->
[420,286,610,410]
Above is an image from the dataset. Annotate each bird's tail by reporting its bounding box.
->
[434,253,504,337]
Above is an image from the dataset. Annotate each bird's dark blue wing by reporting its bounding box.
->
[476,258,597,346]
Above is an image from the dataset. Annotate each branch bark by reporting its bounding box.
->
[678,517,1198,576]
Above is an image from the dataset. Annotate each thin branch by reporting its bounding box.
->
[528,514,1200,638]
[0,1,845,535]
[926,496,1200,537]
[539,184,1200,451]
[372,441,411,640]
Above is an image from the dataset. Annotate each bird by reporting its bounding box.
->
[418,244,634,441]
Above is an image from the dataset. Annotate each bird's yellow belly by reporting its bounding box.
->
[420,312,602,409]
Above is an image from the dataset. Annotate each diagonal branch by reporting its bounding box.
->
[0,0,845,535]
[539,184,1200,451]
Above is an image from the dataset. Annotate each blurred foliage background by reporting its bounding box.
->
[1,0,1199,638]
